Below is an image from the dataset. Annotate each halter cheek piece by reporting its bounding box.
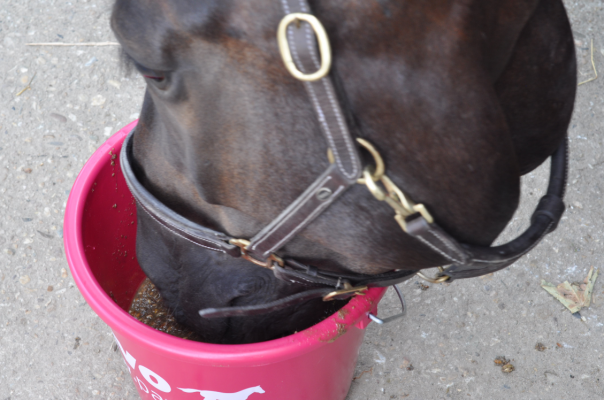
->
[120,0,568,319]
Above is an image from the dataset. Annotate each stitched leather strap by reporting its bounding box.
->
[274,260,417,289]
[280,0,362,181]
[248,165,349,259]
[120,131,241,258]
[405,137,568,281]
[246,0,362,260]
[405,217,471,265]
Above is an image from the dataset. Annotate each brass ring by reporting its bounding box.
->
[229,239,284,269]
[277,13,332,82]
[363,169,386,201]
[323,285,368,301]
[356,138,385,184]
[416,267,450,284]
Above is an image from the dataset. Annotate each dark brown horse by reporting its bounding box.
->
[111,0,576,344]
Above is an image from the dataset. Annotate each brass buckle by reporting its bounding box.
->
[416,267,450,284]
[323,282,368,301]
[229,239,284,270]
[277,13,332,82]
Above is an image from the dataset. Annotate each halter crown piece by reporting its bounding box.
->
[121,0,568,318]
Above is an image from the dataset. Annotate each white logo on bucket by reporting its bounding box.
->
[113,334,265,400]
[114,334,172,398]
[179,387,265,400]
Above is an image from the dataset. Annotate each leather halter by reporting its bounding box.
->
[120,0,568,318]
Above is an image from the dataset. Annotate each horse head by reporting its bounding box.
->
[111,0,576,343]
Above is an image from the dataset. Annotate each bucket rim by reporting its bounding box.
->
[64,121,385,367]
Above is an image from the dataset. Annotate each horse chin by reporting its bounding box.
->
[133,199,348,344]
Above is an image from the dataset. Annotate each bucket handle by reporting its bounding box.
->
[367,285,406,325]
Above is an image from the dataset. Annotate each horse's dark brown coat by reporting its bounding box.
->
[111,0,576,343]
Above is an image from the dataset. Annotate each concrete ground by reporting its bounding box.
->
[0,1,603,399]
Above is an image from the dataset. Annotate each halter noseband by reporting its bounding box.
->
[120,0,568,318]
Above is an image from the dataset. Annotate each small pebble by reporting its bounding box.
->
[107,79,121,89]
[61,268,68,278]
[20,75,29,84]
[37,231,53,239]
[22,167,32,174]
[91,95,106,106]
[502,363,515,373]
[3,248,15,256]
[535,343,546,352]
[19,275,31,285]
[84,57,98,67]
[47,285,54,292]
[49,113,67,123]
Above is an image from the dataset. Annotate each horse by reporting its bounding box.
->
[110,0,576,344]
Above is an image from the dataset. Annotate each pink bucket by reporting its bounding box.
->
[64,121,387,400]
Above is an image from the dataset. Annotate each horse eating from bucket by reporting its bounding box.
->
[111,0,576,344]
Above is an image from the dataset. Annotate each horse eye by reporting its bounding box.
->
[133,62,169,88]
[143,74,165,82]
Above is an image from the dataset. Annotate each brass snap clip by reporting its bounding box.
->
[229,239,284,270]
[355,138,434,232]
[323,281,368,301]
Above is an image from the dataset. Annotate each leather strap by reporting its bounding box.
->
[120,131,241,258]
[198,288,333,318]
[404,137,568,281]
[405,217,471,265]
[199,262,417,318]
[279,0,362,181]
[246,0,363,260]
[248,165,349,260]
[274,260,417,289]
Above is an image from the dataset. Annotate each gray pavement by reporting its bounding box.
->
[1,1,603,399]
